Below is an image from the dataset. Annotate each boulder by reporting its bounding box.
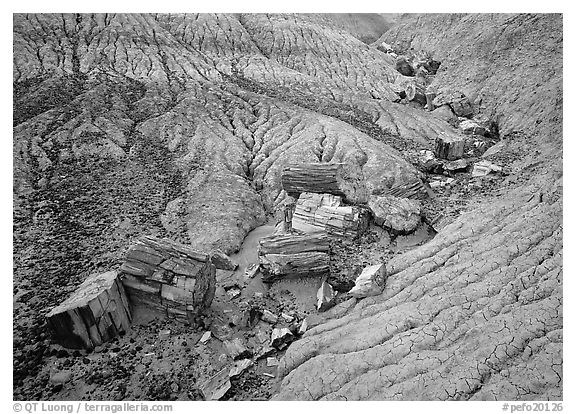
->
[368,195,422,234]
[349,263,387,298]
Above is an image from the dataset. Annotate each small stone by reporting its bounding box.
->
[266,357,279,367]
[226,287,241,300]
[298,318,308,335]
[281,313,294,323]
[199,368,231,401]
[349,263,387,299]
[271,328,293,349]
[49,370,72,385]
[229,359,253,379]
[429,180,444,189]
[223,337,252,360]
[316,280,336,312]
[444,159,468,172]
[244,263,260,279]
[256,345,276,360]
[158,329,171,340]
[199,331,212,344]
[171,382,179,393]
[261,310,278,324]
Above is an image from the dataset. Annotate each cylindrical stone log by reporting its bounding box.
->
[120,236,216,321]
[258,232,330,256]
[46,270,132,349]
[258,232,330,282]
[260,252,330,282]
[434,133,465,161]
[281,163,368,204]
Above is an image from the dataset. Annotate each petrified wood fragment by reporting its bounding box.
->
[47,271,131,349]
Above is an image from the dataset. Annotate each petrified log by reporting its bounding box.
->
[292,192,369,239]
[281,163,368,204]
[434,133,465,161]
[120,236,216,321]
[259,231,330,255]
[405,81,427,105]
[47,271,131,349]
[258,232,330,282]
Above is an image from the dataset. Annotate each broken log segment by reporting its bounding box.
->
[46,270,131,349]
[258,232,330,282]
[292,192,369,239]
[258,231,329,255]
[120,236,216,321]
[259,252,330,283]
[434,133,465,161]
[281,162,368,204]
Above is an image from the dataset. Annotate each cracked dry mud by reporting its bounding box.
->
[13,13,562,401]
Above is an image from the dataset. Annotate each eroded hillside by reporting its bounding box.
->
[13,13,562,401]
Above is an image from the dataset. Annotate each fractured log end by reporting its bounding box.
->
[46,270,132,349]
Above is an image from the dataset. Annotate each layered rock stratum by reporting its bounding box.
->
[13,13,562,400]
